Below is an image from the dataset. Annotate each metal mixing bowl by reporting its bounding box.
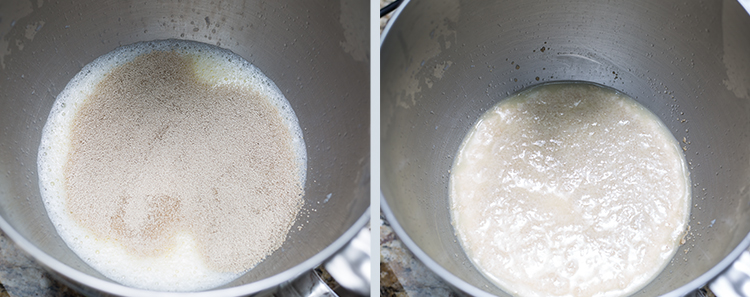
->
[381,0,750,296]
[0,0,369,295]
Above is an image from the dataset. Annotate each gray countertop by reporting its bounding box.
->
[0,231,84,297]
[379,213,456,297]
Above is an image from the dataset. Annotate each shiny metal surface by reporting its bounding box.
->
[711,251,750,297]
[0,0,369,296]
[277,271,336,297]
[381,0,750,296]
[324,227,371,296]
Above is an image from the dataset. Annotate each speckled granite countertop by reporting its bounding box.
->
[0,231,84,297]
[380,213,456,297]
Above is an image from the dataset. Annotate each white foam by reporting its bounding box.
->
[38,40,306,291]
[451,83,691,297]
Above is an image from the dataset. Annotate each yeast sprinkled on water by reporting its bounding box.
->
[38,40,306,291]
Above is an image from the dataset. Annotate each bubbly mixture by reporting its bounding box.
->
[450,83,690,297]
[38,40,306,291]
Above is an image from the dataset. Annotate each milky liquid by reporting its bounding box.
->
[450,83,690,297]
[37,40,306,291]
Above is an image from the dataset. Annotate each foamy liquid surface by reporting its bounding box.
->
[450,83,690,297]
[38,40,306,291]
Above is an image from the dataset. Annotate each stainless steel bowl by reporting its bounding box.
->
[381,0,750,296]
[0,0,369,295]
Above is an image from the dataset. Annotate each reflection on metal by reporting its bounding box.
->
[325,227,370,296]
[278,271,336,297]
[711,251,750,297]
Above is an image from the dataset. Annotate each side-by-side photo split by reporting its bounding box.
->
[0,0,749,296]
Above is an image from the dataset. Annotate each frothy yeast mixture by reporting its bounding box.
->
[38,40,306,291]
[450,83,690,297]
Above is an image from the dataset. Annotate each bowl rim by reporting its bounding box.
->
[380,193,750,297]
[0,208,369,296]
